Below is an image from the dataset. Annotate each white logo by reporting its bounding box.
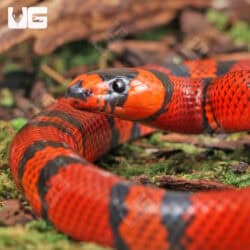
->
[8,7,48,29]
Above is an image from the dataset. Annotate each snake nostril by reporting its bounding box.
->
[84,89,93,97]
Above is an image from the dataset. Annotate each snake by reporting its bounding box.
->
[9,59,250,250]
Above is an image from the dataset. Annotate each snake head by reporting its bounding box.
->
[66,68,168,121]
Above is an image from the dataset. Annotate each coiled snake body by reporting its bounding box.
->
[9,59,250,250]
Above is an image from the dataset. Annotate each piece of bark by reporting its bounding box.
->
[178,9,239,58]
[14,91,40,117]
[161,133,250,151]
[229,162,249,174]
[108,22,249,67]
[0,107,12,120]
[131,175,154,186]
[131,174,234,192]
[181,9,212,34]
[108,40,179,66]
[30,81,55,108]
[0,199,36,226]
[156,175,233,191]
[214,52,250,61]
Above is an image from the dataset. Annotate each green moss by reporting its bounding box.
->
[0,121,15,167]
[41,41,101,73]
[0,170,18,199]
[0,220,110,250]
[222,172,250,187]
[148,132,165,147]
[230,21,250,47]
[11,118,27,131]
[0,121,18,199]
[2,63,24,74]
[99,132,250,187]
[0,89,15,108]
[206,9,229,31]
[135,26,170,41]
[207,9,250,47]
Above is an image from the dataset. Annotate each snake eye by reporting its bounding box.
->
[111,79,126,93]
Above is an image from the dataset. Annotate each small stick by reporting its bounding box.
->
[41,64,67,85]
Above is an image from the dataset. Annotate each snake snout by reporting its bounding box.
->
[66,80,92,99]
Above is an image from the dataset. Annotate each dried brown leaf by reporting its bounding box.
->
[0,0,211,55]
